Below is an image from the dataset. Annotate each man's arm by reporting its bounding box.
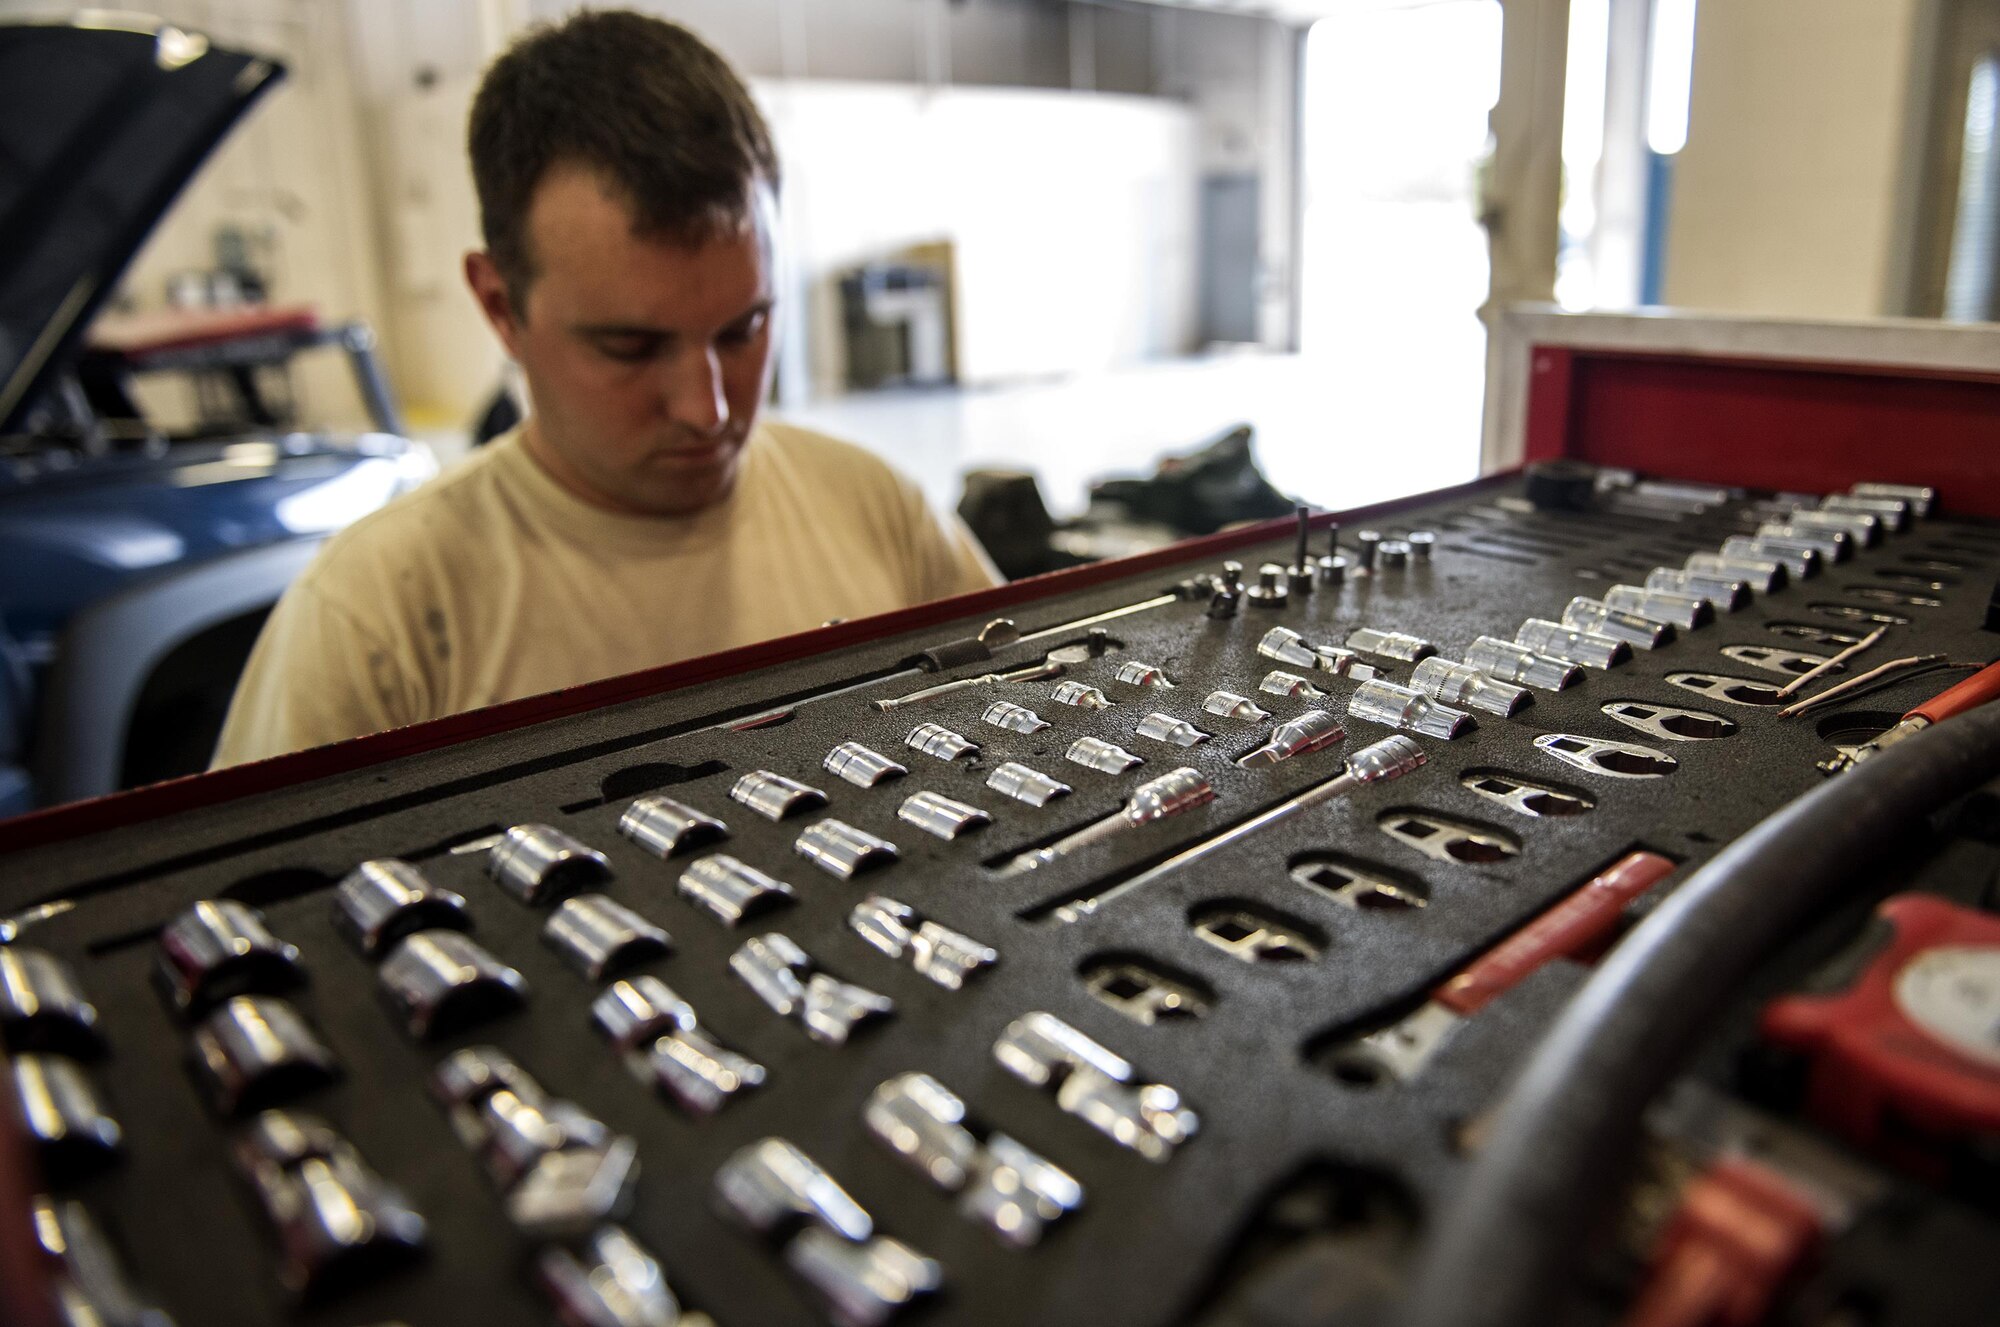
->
[211,579,421,768]
[897,484,1004,603]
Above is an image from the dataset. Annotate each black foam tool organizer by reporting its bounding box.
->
[5,475,1999,1326]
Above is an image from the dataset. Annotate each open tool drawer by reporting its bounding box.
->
[2,455,1997,1326]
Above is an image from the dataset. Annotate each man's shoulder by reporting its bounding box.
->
[297,440,513,596]
[756,420,917,498]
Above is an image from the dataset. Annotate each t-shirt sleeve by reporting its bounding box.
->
[908,494,1004,602]
[210,578,420,768]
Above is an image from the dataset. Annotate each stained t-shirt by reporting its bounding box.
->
[212,420,998,765]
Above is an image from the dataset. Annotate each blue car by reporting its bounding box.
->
[0,16,431,813]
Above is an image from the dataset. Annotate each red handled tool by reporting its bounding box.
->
[1820,658,2000,772]
[1619,1157,1824,1327]
[1760,893,2000,1173]
[1333,851,1678,1082]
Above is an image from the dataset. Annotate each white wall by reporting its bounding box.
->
[760,80,1200,392]
[9,0,1296,433]
[0,0,392,431]
[1662,0,1927,318]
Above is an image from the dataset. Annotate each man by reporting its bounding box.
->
[214,11,997,766]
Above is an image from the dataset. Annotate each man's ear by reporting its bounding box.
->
[465,251,526,358]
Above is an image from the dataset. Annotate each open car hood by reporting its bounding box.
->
[0,15,283,432]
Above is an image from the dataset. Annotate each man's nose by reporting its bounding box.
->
[664,344,727,434]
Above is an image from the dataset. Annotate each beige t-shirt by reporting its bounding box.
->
[213,421,999,765]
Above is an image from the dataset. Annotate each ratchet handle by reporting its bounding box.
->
[1908,658,2000,724]
[1435,851,1678,1015]
[874,673,995,712]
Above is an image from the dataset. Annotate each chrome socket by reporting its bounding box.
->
[1114,661,1176,688]
[617,793,730,857]
[1717,537,1814,581]
[488,824,613,904]
[822,742,908,789]
[981,701,1049,734]
[1603,584,1713,631]
[864,1072,1080,1248]
[992,1011,1198,1163]
[716,1135,874,1239]
[905,722,980,762]
[1064,736,1146,775]
[333,860,472,960]
[1257,671,1327,701]
[156,900,303,1018]
[794,819,900,880]
[377,932,528,1040]
[1236,709,1347,768]
[897,791,993,840]
[1646,566,1749,611]
[1756,520,1851,562]
[849,897,998,991]
[1258,627,1319,666]
[12,1053,122,1177]
[1257,627,1373,677]
[1347,679,1474,740]
[1409,657,1531,716]
[191,995,339,1116]
[1204,689,1273,721]
[1788,507,1883,547]
[1821,493,1910,531]
[1848,482,1932,517]
[1123,767,1215,825]
[591,976,765,1113]
[1347,627,1438,663]
[542,894,671,980]
[30,1199,174,1325]
[1135,712,1210,747]
[591,974,696,1051]
[539,1226,685,1327]
[677,854,796,926]
[729,933,895,1046]
[1463,635,1582,691]
[730,771,830,822]
[985,762,1072,807]
[232,1110,426,1295]
[1515,618,1631,670]
[0,947,104,1059]
[1050,680,1113,709]
[1408,530,1436,560]
[1561,596,1675,648]
[716,1138,943,1324]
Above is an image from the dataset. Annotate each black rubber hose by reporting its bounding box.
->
[1401,701,2000,1327]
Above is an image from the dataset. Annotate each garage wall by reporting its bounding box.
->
[5,1,1299,433]
[0,0,392,432]
[1662,0,1928,318]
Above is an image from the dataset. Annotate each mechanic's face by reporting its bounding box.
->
[467,165,776,516]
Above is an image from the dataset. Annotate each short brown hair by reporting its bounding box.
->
[468,9,780,307]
